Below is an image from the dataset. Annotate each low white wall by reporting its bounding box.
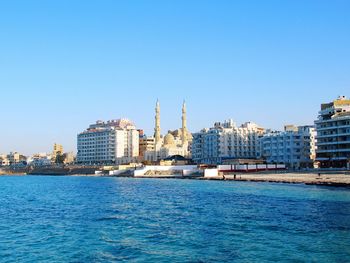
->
[109,170,128,176]
[134,168,148,177]
[142,165,197,171]
[134,165,198,177]
[204,168,219,177]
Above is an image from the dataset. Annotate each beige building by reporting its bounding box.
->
[64,152,75,164]
[139,137,155,159]
[144,100,192,162]
[8,152,20,165]
[52,143,64,160]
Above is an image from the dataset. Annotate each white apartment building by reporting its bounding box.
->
[27,153,52,167]
[77,119,139,165]
[192,120,265,165]
[315,96,350,168]
[258,125,316,169]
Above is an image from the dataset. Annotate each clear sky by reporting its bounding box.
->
[0,0,349,155]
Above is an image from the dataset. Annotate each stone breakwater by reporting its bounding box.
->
[205,172,350,186]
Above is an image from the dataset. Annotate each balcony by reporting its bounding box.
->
[316,148,350,153]
[316,132,350,139]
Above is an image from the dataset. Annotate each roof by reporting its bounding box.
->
[163,155,191,161]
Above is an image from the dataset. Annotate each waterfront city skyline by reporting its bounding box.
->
[1,0,350,155]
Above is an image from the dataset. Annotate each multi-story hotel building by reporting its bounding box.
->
[258,125,316,169]
[77,119,139,165]
[192,120,265,165]
[315,96,350,168]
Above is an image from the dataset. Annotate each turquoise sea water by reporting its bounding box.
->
[0,176,349,262]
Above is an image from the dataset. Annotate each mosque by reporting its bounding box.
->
[144,100,192,162]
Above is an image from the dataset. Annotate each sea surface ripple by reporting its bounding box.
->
[0,176,349,262]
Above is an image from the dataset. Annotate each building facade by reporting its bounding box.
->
[29,153,52,167]
[77,119,139,165]
[143,100,192,162]
[52,143,64,163]
[0,152,27,166]
[192,120,265,165]
[258,125,316,169]
[139,136,155,159]
[315,96,350,168]
[0,154,9,166]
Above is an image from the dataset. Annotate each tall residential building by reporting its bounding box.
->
[192,120,265,165]
[258,125,316,169]
[315,96,350,168]
[77,118,139,165]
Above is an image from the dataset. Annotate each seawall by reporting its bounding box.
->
[204,172,350,186]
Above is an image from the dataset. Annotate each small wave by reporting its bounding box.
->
[96,216,122,222]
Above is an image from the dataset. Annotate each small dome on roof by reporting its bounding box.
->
[163,133,175,147]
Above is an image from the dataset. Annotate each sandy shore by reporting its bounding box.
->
[206,172,350,186]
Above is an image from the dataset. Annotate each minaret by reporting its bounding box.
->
[181,100,188,146]
[154,99,161,145]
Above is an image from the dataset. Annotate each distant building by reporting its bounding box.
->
[192,120,265,165]
[53,143,63,156]
[8,152,20,165]
[0,154,9,166]
[77,118,139,165]
[29,153,52,167]
[2,152,27,166]
[315,96,350,168]
[52,143,64,162]
[63,152,75,164]
[258,125,316,169]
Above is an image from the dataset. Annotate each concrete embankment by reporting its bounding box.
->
[133,165,201,178]
[27,167,98,176]
[204,172,350,186]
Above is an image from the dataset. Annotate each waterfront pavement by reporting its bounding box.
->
[2,167,350,186]
[210,172,350,186]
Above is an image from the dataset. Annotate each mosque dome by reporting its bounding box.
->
[163,133,175,147]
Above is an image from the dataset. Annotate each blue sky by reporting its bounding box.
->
[0,0,349,155]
